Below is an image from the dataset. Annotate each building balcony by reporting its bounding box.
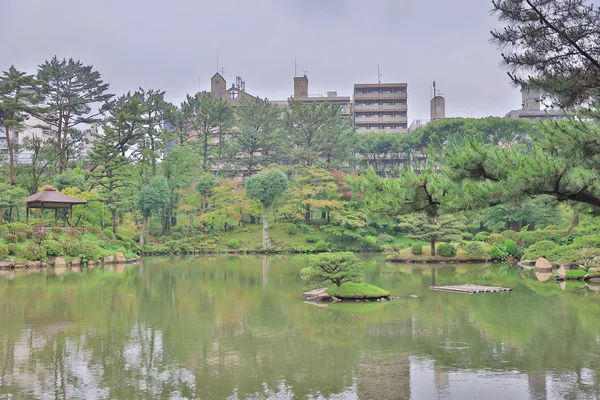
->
[354,92,407,100]
[355,116,381,123]
[354,104,381,112]
[381,116,408,124]
[382,104,407,111]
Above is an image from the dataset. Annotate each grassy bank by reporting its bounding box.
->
[386,243,492,263]
[326,283,390,299]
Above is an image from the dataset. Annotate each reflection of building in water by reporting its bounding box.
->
[528,373,547,399]
[356,353,410,399]
[435,365,450,392]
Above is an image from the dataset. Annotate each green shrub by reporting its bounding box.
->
[315,241,330,252]
[297,223,313,233]
[0,226,8,235]
[394,243,409,251]
[363,235,377,246]
[228,239,240,249]
[463,242,488,258]
[474,232,489,242]
[304,235,319,243]
[377,233,395,243]
[520,232,544,248]
[172,232,182,240]
[8,223,28,233]
[504,239,520,257]
[3,234,18,243]
[22,243,46,261]
[501,230,519,242]
[306,252,363,287]
[50,226,63,235]
[44,239,64,256]
[461,232,474,241]
[62,237,82,257]
[23,229,35,239]
[487,233,505,246]
[545,225,559,231]
[7,244,16,256]
[523,240,560,260]
[489,246,508,261]
[0,244,8,259]
[79,242,101,262]
[540,231,562,243]
[437,243,457,257]
[365,226,378,236]
[411,243,422,255]
[380,244,396,253]
[103,228,115,240]
[283,223,298,236]
[180,243,194,253]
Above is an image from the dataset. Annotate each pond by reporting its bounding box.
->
[0,255,599,399]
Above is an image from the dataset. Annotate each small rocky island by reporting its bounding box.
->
[301,252,390,302]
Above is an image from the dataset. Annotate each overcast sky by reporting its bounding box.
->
[3,0,519,121]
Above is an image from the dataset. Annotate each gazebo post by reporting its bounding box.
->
[70,204,73,229]
[54,209,58,227]
[26,207,29,225]
[40,203,44,229]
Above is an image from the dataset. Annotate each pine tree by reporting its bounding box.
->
[0,66,42,185]
[36,57,113,172]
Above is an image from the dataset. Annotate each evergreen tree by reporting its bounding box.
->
[137,177,170,247]
[36,57,113,172]
[0,66,42,185]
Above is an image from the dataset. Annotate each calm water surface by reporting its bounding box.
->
[0,255,599,399]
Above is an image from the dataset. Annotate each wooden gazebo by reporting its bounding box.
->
[24,187,87,230]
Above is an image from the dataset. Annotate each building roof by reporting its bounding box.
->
[25,187,87,208]
[505,109,567,119]
[354,83,407,88]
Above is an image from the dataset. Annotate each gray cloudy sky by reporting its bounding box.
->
[4,0,518,121]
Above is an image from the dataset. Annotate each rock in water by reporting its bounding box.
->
[54,257,67,268]
[115,252,126,264]
[535,257,552,270]
[103,255,115,264]
[556,265,566,277]
[302,288,331,302]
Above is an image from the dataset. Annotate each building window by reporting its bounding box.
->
[230,89,238,100]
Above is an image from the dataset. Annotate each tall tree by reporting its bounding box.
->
[232,97,281,177]
[137,88,169,176]
[36,57,113,172]
[137,177,170,247]
[0,66,42,185]
[245,169,288,249]
[491,0,600,113]
[104,92,146,157]
[181,93,232,170]
[284,100,355,167]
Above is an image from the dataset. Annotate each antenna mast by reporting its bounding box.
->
[378,64,382,84]
[433,81,436,98]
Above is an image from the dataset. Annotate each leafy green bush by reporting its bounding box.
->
[0,226,7,235]
[8,223,28,233]
[3,234,18,243]
[79,242,101,262]
[377,233,395,243]
[365,226,378,237]
[297,223,313,233]
[363,236,377,246]
[180,243,194,253]
[283,224,298,236]
[474,232,489,242]
[380,244,396,253]
[172,232,182,240]
[487,233,505,246]
[103,228,115,240]
[501,230,519,242]
[540,231,562,243]
[50,226,63,235]
[228,239,240,249]
[23,229,35,239]
[0,244,8,259]
[504,239,520,257]
[461,232,474,241]
[462,242,488,258]
[22,243,46,261]
[522,240,559,260]
[437,243,457,257]
[304,235,319,243]
[43,239,64,256]
[306,252,364,287]
[489,246,508,261]
[411,243,422,255]
[520,232,544,248]
[7,244,16,255]
[545,225,559,231]
[315,241,330,252]
[62,237,82,257]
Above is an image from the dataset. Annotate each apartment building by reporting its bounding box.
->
[288,75,352,118]
[353,83,408,133]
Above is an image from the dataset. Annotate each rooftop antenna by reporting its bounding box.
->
[378,64,382,84]
[220,67,226,76]
[303,70,309,77]
[433,81,437,98]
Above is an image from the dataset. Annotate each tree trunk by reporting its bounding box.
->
[430,240,436,256]
[4,126,14,185]
[262,209,270,249]
[140,216,148,248]
[111,209,118,235]
[569,209,580,233]
[304,203,311,223]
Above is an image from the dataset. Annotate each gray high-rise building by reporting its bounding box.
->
[353,83,408,133]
